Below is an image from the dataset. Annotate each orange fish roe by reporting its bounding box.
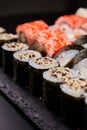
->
[35,28,71,57]
[55,14,87,31]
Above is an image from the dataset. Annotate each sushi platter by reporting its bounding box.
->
[0,7,87,130]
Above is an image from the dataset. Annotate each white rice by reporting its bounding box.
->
[2,42,29,52]
[29,57,59,70]
[0,33,18,40]
[60,83,84,98]
[13,50,42,62]
[43,70,63,83]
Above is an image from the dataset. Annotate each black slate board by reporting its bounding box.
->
[0,68,71,130]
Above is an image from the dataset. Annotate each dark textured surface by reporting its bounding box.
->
[0,94,36,130]
[0,69,71,130]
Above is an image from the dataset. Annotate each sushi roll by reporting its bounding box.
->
[16,20,49,47]
[74,58,87,80]
[54,14,87,31]
[31,28,70,57]
[53,44,84,67]
[43,69,63,115]
[13,50,42,88]
[42,67,79,114]
[29,57,59,97]
[2,42,28,77]
[0,33,18,67]
[60,78,87,129]
[54,14,87,42]
[0,27,6,34]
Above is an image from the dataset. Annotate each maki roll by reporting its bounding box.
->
[60,78,87,129]
[43,69,63,115]
[16,20,49,47]
[0,33,18,66]
[2,42,28,77]
[74,58,87,80]
[43,67,79,114]
[29,57,59,97]
[13,50,42,88]
[0,27,6,34]
[53,44,84,67]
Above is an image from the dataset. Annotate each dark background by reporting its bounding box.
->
[0,0,87,33]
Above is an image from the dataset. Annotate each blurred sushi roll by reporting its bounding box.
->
[54,14,87,31]
[29,57,59,97]
[42,68,64,115]
[42,67,79,114]
[16,20,49,47]
[2,42,28,77]
[75,7,87,18]
[0,27,6,34]
[0,33,18,67]
[13,50,42,88]
[53,44,84,67]
[74,58,87,80]
[54,14,87,43]
[60,78,87,129]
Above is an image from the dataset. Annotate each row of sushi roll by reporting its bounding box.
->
[0,7,87,130]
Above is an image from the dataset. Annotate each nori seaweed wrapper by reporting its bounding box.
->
[61,90,84,129]
[2,50,14,77]
[29,57,59,97]
[13,59,29,88]
[29,66,45,97]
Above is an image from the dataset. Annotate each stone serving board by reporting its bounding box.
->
[0,69,71,130]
